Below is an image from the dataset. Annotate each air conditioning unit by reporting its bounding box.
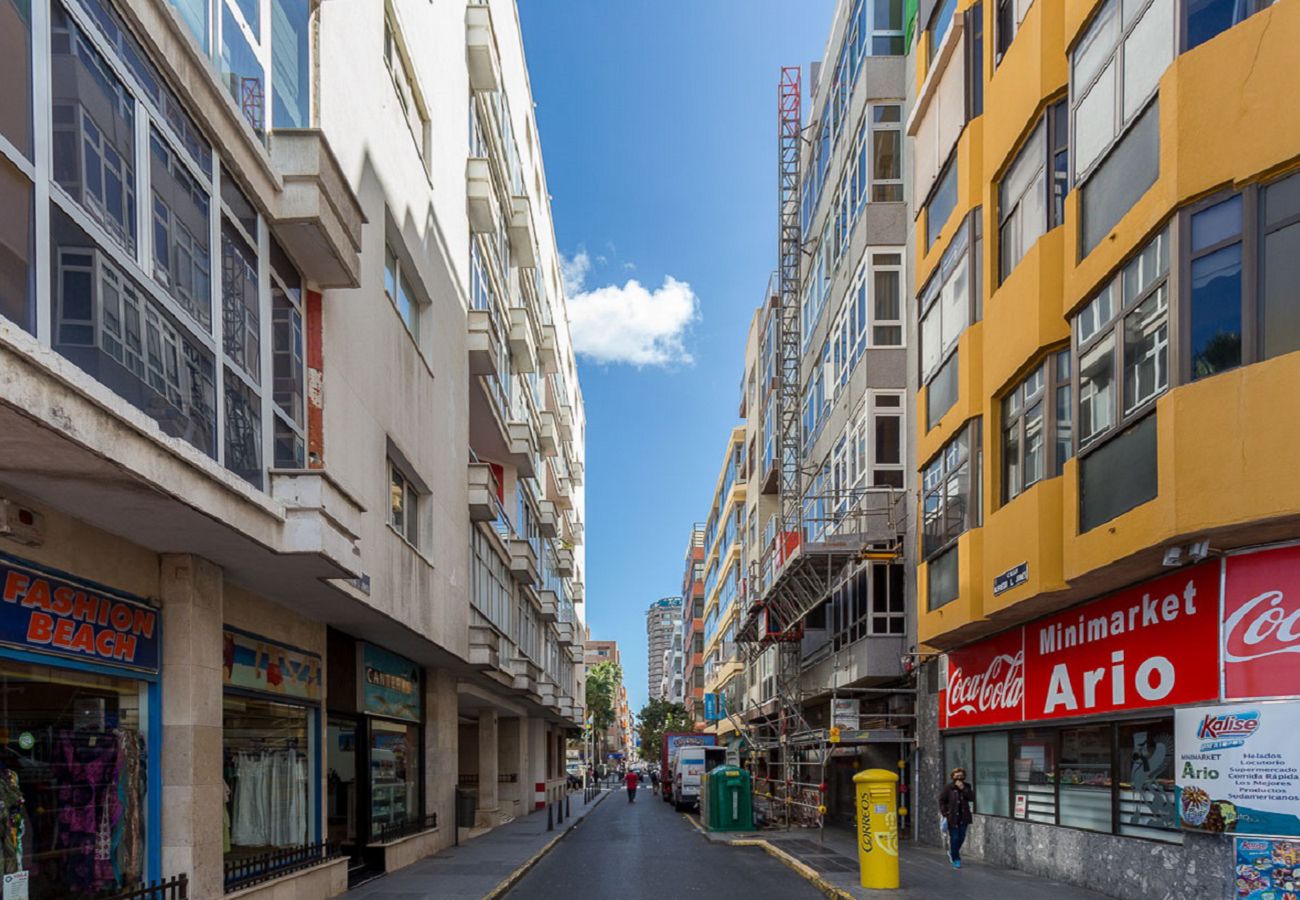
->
[0,500,44,547]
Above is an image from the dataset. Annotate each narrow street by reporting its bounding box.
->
[509,787,823,899]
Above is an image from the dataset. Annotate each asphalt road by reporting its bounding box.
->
[507,786,824,899]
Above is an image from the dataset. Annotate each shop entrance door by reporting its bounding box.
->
[327,716,376,885]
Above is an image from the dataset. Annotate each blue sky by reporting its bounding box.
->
[519,0,835,716]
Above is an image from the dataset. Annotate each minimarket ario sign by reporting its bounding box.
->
[941,544,1300,728]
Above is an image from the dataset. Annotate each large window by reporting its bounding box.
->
[1188,195,1243,378]
[922,420,981,559]
[926,155,958,250]
[975,732,1010,816]
[920,213,979,382]
[1059,725,1113,832]
[1080,99,1160,256]
[998,101,1068,281]
[1184,0,1274,51]
[1002,349,1071,502]
[1262,172,1300,360]
[224,695,315,863]
[370,719,420,839]
[830,562,905,650]
[1012,728,1057,824]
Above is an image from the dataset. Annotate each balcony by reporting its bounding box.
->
[507,537,540,586]
[468,622,501,670]
[567,643,584,663]
[467,463,498,522]
[570,458,584,487]
[538,588,560,622]
[267,131,365,289]
[557,404,574,442]
[506,422,537,478]
[467,307,505,378]
[538,500,560,538]
[538,324,559,374]
[467,158,498,234]
[508,196,538,268]
[555,546,575,577]
[465,4,502,92]
[547,465,573,510]
[538,411,559,457]
[556,620,577,646]
[508,308,537,374]
[570,582,584,603]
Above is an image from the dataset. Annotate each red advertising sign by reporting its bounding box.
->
[944,627,1024,728]
[943,562,1220,727]
[1024,563,1220,721]
[1224,545,1300,700]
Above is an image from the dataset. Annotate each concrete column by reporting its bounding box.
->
[526,718,546,811]
[475,709,499,826]
[423,669,457,844]
[498,716,527,816]
[159,554,224,897]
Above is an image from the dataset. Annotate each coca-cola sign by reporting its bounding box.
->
[944,628,1024,728]
[1224,546,1300,700]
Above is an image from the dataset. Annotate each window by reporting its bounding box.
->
[389,458,419,546]
[869,562,906,634]
[1080,99,1160,256]
[1184,0,1274,52]
[1059,725,1113,832]
[221,1,267,138]
[927,545,959,610]
[922,420,981,558]
[222,220,260,381]
[1,0,33,159]
[224,368,262,486]
[1080,413,1158,531]
[1075,226,1169,451]
[1002,349,1071,502]
[975,732,1010,816]
[998,101,1068,281]
[1012,729,1056,823]
[996,0,1033,63]
[871,252,904,345]
[384,12,429,161]
[867,0,905,55]
[965,1,984,118]
[270,240,305,468]
[271,0,311,128]
[1071,0,1173,182]
[1262,172,1300,360]
[869,391,905,488]
[927,352,959,430]
[0,156,35,335]
[926,155,958,250]
[920,212,981,382]
[927,0,958,65]
[869,105,903,202]
[150,128,212,330]
[384,242,421,340]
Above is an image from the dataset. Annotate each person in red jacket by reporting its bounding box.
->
[624,769,639,803]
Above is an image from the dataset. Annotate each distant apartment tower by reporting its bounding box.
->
[680,525,707,722]
[645,597,683,702]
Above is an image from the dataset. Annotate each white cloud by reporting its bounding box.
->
[561,251,699,368]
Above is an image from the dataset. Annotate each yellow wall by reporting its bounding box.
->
[914,0,1300,649]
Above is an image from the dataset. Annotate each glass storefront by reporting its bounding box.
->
[368,720,418,839]
[0,659,150,899]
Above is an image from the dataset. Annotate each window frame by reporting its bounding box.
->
[925,152,959,251]
[919,209,982,385]
[997,99,1069,283]
[383,238,424,344]
[995,0,1034,64]
[867,103,904,203]
[388,456,421,548]
[1000,348,1072,504]
[382,6,431,166]
[921,418,982,560]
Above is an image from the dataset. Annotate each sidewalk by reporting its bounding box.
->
[690,819,1113,900]
[343,787,612,900]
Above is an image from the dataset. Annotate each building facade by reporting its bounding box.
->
[583,639,630,767]
[699,427,748,744]
[0,0,585,897]
[906,0,1300,896]
[645,596,682,703]
[680,524,706,724]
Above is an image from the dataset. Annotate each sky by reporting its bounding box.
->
[519,0,836,717]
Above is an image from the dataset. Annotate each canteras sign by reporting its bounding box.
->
[1224,546,1300,700]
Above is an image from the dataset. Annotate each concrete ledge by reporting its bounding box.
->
[224,856,349,900]
[373,827,446,873]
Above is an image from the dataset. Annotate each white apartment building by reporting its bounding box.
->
[645,596,682,703]
[0,0,584,896]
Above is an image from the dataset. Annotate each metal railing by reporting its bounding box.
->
[375,813,438,844]
[223,841,339,894]
[107,875,188,900]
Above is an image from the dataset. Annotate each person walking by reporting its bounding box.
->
[624,768,639,803]
[938,767,975,869]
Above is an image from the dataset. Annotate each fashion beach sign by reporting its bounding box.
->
[943,562,1220,728]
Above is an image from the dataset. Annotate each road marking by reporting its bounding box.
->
[680,813,852,900]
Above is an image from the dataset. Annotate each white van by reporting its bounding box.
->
[671,746,727,811]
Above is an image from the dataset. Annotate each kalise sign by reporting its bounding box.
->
[943,562,1219,728]
[1223,545,1300,701]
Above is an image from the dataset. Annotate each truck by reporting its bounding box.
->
[660,732,717,802]
[670,745,727,811]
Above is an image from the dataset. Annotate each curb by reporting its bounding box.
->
[681,814,854,900]
[484,789,612,899]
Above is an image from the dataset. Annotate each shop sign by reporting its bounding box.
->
[360,643,421,722]
[832,698,860,729]
[1176,701,1300,838]
[1234,837,1300,899]
[944,562,1219,727]
[222,628,321,701]
[1223,545,1300,701]
[0,555,159,673]
[993,562,1028,596]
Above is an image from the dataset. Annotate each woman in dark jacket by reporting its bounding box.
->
[938,768,975,868]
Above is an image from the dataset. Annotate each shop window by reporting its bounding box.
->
[1080,413,1157,532]
[974,732,1010,816]
[944,733,973,782]
[1059,725,1113,832]
[0,156,35,335]
[51,3,138,256]
[0,658,150,897]
[1011,728,1056,824]
[922,421,981,558]
[370,719,419,838]
[1118,719,1179,840]
[1002,349,1071,503]
[223,695,315,863]
[927,545,959,610]
[1080,98,1160,256]
[1184,0,1274,52]
[1261,172,1300,361]
[996,0,1033,64]
[1189,195,1243,378]
[926,156,958,251]
[1071,0,1172,182]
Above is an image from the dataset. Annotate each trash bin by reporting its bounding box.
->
[455,787,478,828]
[701,766,753,832]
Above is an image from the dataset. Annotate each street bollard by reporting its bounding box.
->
[566,792,571,818]
[853,768,900,890]
[547,800,554,831]
[558,792,565,824]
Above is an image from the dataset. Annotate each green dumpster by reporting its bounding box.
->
[700,766,753,832]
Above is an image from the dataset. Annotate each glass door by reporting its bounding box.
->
[326,716,360,861]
